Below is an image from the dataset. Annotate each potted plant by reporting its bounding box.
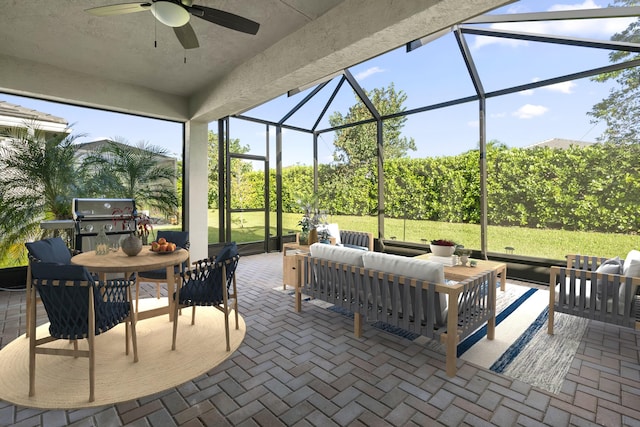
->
[318,227,331,244]
[430,239,456,257]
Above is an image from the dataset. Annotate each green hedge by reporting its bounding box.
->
[232,143,640,235]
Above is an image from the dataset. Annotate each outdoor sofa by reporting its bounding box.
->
[298,243,497,376]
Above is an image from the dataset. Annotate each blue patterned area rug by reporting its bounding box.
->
[283,283,588,394]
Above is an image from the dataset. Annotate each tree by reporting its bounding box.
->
[0,123,82,265]
[329,83,416,166]
[79,138,179,217]
[207,131,250,209]
[588,0,640,144]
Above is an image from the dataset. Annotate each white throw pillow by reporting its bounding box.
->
[622,250,640,278]
[619,250,640,310]
[326,223,341,245]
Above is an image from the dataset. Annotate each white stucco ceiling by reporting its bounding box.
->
[0,0,513,123]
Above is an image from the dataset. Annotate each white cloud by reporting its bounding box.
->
[544,80,577,94]
[472,0,634,49]
[354,66,385,80]
[472,31,527,49]
[513,104,549,119]
[520,77,575,94]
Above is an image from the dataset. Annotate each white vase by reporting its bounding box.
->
[430,244,455,257]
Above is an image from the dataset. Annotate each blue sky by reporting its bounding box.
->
[1,0,635,165]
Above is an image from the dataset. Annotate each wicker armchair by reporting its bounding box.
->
[548,252,640,333]
[172,242,240,352]
[28,262,138,402]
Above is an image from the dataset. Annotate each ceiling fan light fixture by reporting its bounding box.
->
[150,2,190,27]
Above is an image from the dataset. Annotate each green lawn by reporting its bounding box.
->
[203,210,632,260]
[3,210,631,269]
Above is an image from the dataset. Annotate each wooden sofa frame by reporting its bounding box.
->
[548,254,640,333]
[297,254,497,377]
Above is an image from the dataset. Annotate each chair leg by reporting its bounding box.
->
[28,288,37,397]
[26,265,32,338]
[172,302,180,351]
[88,335,95,402]
[156,283,161,299]
[130,316,138,363]
[224,310,230,352]
[234,300,239,330]
[125,322,130,356]
[191,306,196,325]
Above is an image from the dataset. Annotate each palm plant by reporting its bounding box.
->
[78,138,179,218]
[0,122,82,265]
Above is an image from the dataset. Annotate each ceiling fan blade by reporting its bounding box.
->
[188,5,260,35]
[174,23,200,49]
[85,2,151,17]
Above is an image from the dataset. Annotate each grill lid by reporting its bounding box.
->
[73,198,136,220]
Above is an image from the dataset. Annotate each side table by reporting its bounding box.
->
[282,242,310,312]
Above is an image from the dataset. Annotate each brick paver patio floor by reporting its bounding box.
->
[0,252,638,426]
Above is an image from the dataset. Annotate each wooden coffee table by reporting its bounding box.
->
[414,254,507,291]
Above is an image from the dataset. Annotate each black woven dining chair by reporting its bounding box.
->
[137,231,190,300]
[171,242,239,352]
[28,262,138,402]
[24,237,78,338]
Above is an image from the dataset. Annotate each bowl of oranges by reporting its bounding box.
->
[150,237,178,254]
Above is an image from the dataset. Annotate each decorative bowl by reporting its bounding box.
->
[150,247,177,255]
[430,244,455,257]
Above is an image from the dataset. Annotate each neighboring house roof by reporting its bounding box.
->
[75,139,175,161]
[524,138,595,150]
[0,100,69,133]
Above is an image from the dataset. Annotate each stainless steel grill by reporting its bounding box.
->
[72,198,137,252]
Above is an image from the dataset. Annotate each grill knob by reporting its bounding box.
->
[85,224,94,233]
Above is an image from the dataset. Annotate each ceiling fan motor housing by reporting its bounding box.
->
[150,1,190,27]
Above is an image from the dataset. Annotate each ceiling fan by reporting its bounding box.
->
[85,0,260,49]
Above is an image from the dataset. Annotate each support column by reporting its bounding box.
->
[184,120,209,261]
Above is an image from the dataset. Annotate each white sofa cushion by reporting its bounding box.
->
[309,242,363,266]
[362,251,444,284]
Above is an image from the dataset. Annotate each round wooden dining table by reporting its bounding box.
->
[71,246,189,321]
